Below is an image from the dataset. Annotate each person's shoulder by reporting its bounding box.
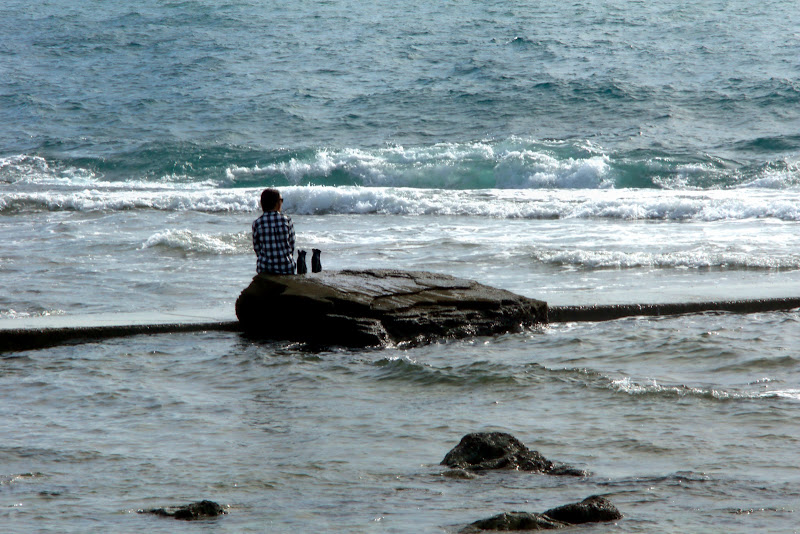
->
[255,211,279,220]
[254,211,290,225]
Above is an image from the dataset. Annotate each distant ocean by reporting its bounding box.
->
[2,1,799,532]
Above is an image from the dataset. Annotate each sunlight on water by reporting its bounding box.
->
[2,0,799,531]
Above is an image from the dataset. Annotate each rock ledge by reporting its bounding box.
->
[235,269,547,347]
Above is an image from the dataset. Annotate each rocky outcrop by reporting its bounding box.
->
[441,432,586,476]
[139,500,227,520]
[542,496,623,525]
[466,512,566,531]
[463,496,622,531]
[235,270,547,348]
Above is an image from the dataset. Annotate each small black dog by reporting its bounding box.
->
[312,249,322,273]
[296,250,308,274]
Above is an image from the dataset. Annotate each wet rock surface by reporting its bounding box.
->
[542,495,623,525]
[441,432,586,476]
[139,500,227,520]
[463,496,622,531]
[235,269,547,348]
[466,511,568,531]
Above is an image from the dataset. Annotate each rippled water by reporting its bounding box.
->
[4,311,800,532]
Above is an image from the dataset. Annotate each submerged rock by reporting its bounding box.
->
[441,468,478,480]
[463,497,622,532]
[235,269,547,348]
[441,432,585,476]
[140,500,227,520]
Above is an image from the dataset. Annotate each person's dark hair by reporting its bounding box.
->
[260,188,282,211]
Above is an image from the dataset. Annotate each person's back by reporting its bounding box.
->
[252,188,296,274]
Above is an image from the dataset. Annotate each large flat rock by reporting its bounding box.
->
[235,269,547,348]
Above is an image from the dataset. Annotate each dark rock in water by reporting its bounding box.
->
[465,511,568,531]
[235,269,547,348]
[543,495,623,524]
[446,435,619,532]
[140,500,227,520]
[441,432,585,476]
[462,497,622,532]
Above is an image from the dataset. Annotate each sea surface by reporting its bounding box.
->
[1,0,799,532]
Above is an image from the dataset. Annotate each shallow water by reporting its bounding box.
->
[3,312,799,532]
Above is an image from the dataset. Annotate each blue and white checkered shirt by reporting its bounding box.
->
[252,211,296,274]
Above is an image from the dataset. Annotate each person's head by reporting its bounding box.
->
[260,188,283,212]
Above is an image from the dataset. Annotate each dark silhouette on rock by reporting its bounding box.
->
[139,500,227,520]
[463,497,622,532]
[311,248,322,273]
[297,250,307,274]
[236,269,547,348]
[441,432,585,476]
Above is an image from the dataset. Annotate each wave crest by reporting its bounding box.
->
[7,186,800,224]
[142,229,249,255]
[224,140,615,189]
[609,377,800,402]
[3,138,800,192]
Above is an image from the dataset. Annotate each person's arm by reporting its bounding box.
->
[252,219,261,254]
[287,217,296,251]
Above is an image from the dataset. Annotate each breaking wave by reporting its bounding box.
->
[5,185,800,223]
[142,229,249,255]
[609,377,800,402]
[3,138,799,192]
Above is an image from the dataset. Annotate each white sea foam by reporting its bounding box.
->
[493,150,612,189]
[226,147,416,186]
[610,377,737,400]
[6,180,800,223]
[224,141,613,189]
[610,377,800,402]
[0,154,221,189]
[0,189,260,213]
[760,389,800,401]
[536,249,800,270]
[0,154,96,185]
[0,309,66,320]
[289,187,800,221]
[142,229,249,255]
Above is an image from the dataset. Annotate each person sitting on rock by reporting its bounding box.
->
[252,188,296,274]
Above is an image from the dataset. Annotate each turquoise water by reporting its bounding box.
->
[3,0,799,182]
[2,0,800,532]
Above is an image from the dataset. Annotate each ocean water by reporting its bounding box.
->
[2,0,800,532]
